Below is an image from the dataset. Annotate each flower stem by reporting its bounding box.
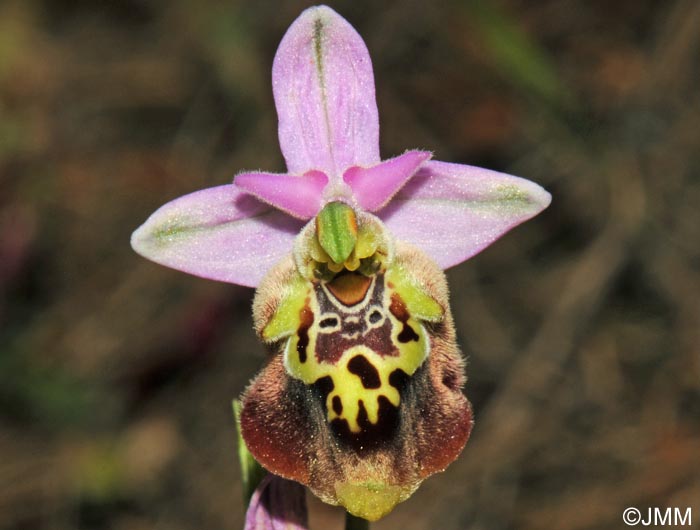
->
[345,512,370,530]
[232,399,267,504]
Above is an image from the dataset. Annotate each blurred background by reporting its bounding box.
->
[1,0,699,529]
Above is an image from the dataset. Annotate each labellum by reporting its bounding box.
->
[241,203,473,521]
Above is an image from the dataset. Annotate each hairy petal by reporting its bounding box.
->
[131,185,303,288]
[273,5,380,179]
[234,171,328,220]
[245,474,309,530]
[380,161,552,268]
[343,150,432,211]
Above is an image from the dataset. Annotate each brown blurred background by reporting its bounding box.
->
[1,0,698,529]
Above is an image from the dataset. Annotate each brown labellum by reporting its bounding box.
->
[241,243,473,521]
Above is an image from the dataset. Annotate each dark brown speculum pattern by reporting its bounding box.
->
[241,246,473,520]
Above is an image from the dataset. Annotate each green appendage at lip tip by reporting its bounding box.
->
[316,202,358,264]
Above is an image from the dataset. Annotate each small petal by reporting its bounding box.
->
[234,171,328,220]
[131,185,303,288]
[273,5,380,179]
[380,161,551,269]
[245,474,309,530]
[343,150,432,211]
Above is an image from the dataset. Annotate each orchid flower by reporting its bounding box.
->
[131,5,550,522]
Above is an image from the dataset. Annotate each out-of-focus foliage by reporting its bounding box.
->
[1,1,698,529]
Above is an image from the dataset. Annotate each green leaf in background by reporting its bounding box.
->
[463,0,572,106]
[0,345,97,430]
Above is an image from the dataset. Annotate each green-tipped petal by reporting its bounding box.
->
[380,160,551,269]
[130,185,303,288]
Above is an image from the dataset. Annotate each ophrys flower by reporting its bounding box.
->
[131,5,550,522]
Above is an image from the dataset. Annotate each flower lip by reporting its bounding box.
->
[242,240,474,521]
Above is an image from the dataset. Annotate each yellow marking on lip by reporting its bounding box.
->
[325,348,399,432]
[279,268,439,432]
[262,275,312,342]
[287,332,427,432]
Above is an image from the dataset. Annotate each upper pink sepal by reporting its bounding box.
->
[380,160,552,269]
[343,150,432,211]
[234,170,328,220]
[272,5,380,179]
[130,185,303,287]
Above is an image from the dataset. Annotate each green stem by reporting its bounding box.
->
[345,512,370,530]
[232,400,267,505]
